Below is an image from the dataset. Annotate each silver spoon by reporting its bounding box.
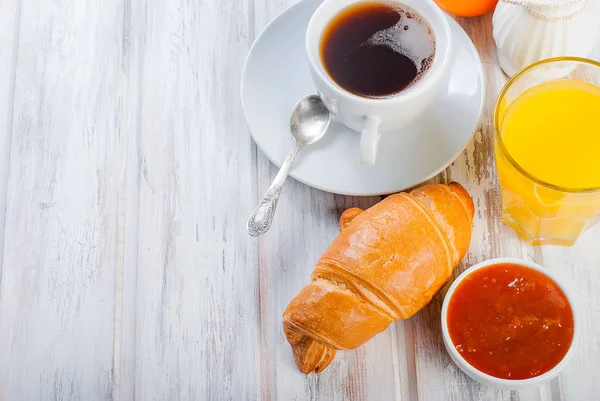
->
[247,95,331,237]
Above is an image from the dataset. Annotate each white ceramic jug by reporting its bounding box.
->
[493,0,599,77]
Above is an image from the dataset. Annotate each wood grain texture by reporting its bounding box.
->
[0,0,129,399]
[0,0,20,287]
[0,0,599,400]
[131,1,259,400]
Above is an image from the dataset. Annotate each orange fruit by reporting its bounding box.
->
[434,0,499,17]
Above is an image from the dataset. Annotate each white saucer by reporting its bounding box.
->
[242,0,485,196]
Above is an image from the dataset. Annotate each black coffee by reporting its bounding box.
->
[320,2,436,98]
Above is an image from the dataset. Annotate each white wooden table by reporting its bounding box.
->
[0,0,599,400]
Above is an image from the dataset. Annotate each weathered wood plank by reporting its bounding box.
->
[0,0,130,399]
[131,0,259,400]
[0,0,21,287]
[114,1,141,400]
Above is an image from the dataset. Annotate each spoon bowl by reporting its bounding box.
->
[290,95,331,145]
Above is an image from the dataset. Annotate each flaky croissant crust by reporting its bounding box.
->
[283,183,474,373]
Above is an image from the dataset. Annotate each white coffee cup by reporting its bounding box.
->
[306,0,452,165]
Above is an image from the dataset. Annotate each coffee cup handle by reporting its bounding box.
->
[360,116,381,166]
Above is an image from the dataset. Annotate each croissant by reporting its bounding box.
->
[282,182,474,373]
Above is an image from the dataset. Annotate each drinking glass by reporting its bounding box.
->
[494,57,600,246]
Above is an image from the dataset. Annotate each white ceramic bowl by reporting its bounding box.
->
[441,258,579,390]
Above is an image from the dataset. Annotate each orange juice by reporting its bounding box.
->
[501,79,600,188]
[496,78,600,245]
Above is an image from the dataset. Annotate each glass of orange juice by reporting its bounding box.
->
[495,57,600,246]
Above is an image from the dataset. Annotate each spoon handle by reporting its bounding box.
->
[247,142,302,237]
